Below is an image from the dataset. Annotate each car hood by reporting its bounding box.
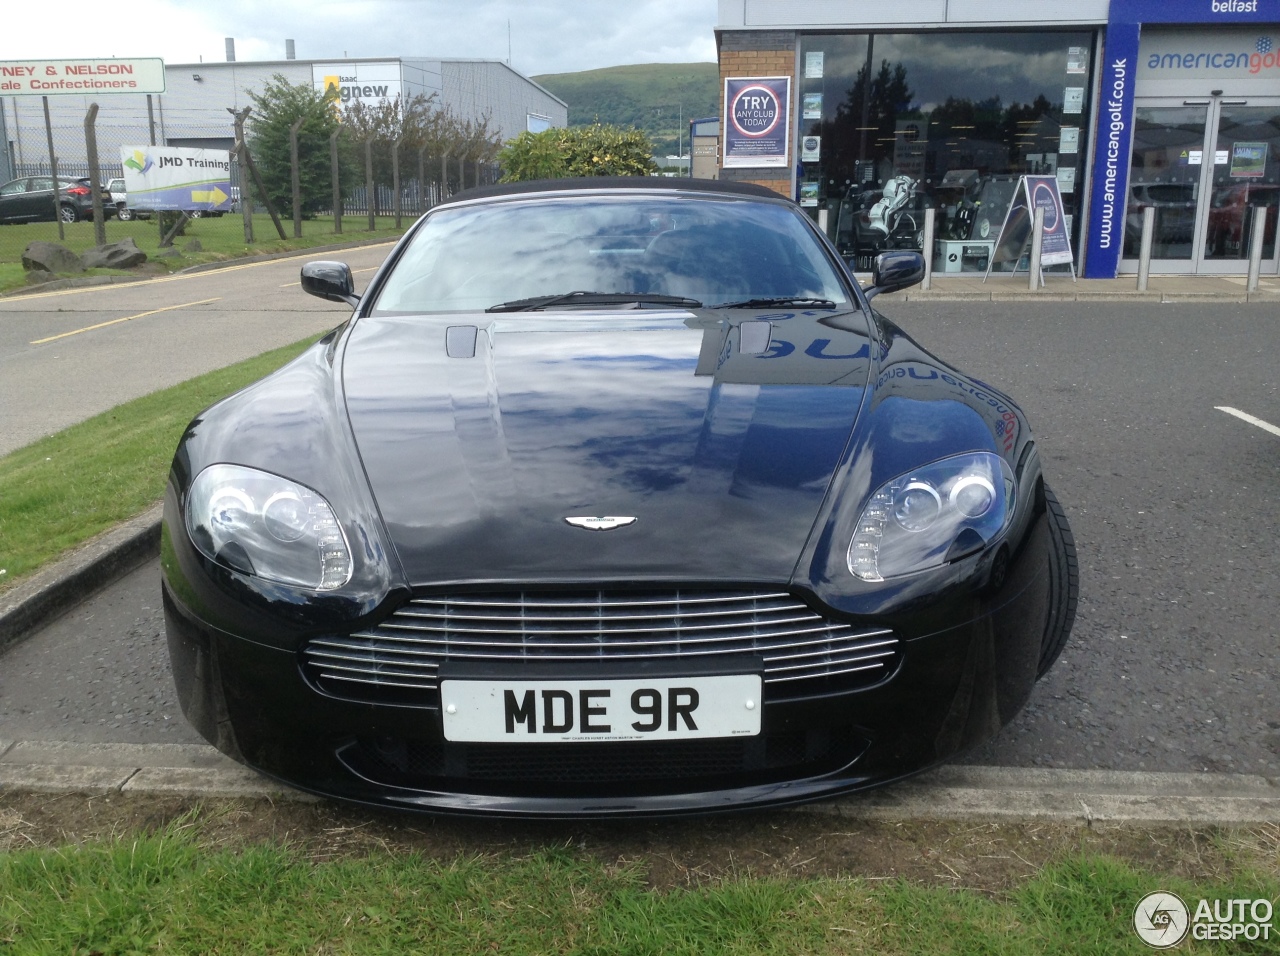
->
[341,309,872,585]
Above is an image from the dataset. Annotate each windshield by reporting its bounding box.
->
[371,194,853,314]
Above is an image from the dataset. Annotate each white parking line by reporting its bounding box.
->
[29,297,221,344]
[1215,406,1280,438]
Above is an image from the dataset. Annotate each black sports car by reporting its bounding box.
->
[161,177,1077,817]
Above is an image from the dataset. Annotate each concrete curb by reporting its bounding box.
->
[1,740,1276,822]
[0,504,162,654]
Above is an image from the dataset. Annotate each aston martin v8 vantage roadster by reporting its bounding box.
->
[161,177,1077,817]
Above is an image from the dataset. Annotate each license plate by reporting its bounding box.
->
[440,675,762,743]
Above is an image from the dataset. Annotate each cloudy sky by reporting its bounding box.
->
[2,0,719,77]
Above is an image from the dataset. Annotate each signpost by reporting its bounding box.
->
[984,175,1076,284]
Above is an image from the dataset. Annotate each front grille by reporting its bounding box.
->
[340,726,868,798]
[303,588,900,706]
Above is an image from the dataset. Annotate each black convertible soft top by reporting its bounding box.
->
[436,176,788,207]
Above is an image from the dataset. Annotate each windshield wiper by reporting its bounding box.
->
[486,291,702,312]
[718,297,838,309]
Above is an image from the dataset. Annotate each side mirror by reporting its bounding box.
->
[301,261,360,308]
[864,250,925,301]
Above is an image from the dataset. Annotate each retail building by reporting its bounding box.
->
[716,0,1279,276]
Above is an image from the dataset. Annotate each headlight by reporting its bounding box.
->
[847,452,1014,582]
[185,464,352,590]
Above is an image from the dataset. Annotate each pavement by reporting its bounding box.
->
[2,264,1278,823]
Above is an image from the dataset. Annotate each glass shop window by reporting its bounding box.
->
[798,31,1096,273]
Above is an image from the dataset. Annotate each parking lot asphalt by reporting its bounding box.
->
[2,274,1278,820]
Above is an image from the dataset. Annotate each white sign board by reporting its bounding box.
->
[312,62,401,111]
[0,58,165,95]
[120,146,233,212]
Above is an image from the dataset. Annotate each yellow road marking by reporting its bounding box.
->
[30,297,222,344]
[280,265,379,288]
[2,242,397,304]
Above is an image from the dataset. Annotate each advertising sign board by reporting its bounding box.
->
[986,175,1075,280]
[722,77,791,169]
[120,146,233,213]
[313,62,402,112]
[0,58,165,95]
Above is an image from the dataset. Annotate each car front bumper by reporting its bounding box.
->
[162,514,1049,818]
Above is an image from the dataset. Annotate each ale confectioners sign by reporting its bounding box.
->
[0,58,165,95]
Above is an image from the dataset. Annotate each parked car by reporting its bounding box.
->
[1204,183,1278,258]
[106,177,150,221]
[0,176,116,224]
[161,177,1076,817]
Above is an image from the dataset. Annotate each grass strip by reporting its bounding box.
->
[0,214,406,293]
[0,335,321,588]
[0,818,1276,955]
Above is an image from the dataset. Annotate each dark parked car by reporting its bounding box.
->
[161,178,1077,817]
[0,176,115,224]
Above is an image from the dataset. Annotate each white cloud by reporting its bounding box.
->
[1,0,718,76]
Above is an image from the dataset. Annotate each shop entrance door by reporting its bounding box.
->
[1122,96,1280,275]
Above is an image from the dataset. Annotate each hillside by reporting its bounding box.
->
[531,63,719,160]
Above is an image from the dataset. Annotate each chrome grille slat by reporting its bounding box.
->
[395,606,812,624]
[408,592,794,609]
[302,588,900,702]
[380,616,833,638]
[766,661,888,683]
[316,627,892,654]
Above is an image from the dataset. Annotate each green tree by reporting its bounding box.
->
[246,74,352,218]
[497,124,658,182]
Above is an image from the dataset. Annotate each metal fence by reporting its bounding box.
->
[1,99,499,275]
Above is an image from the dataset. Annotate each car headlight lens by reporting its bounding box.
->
[847,452,1014,582]
[186,464,352,590]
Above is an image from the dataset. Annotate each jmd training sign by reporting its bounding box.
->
[120,146,233,213]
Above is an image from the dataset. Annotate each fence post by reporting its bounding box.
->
[229,107,254,243]
[365,138,375,231]
[417,146,427,213]
[289,116,304,239]
[440,150,449,199]
[146,94,156,146]
[83,103,106,247]
[330,129,342,235]
[42,96,64,241]
[392,137,402,230]
[231,107,286,240]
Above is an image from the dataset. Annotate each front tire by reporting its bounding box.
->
[117,206,134,222]
[1037,484,1079,678]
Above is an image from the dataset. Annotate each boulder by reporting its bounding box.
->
[81,237,148,270]
[183,238,203,253]
[22,241,84,274]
